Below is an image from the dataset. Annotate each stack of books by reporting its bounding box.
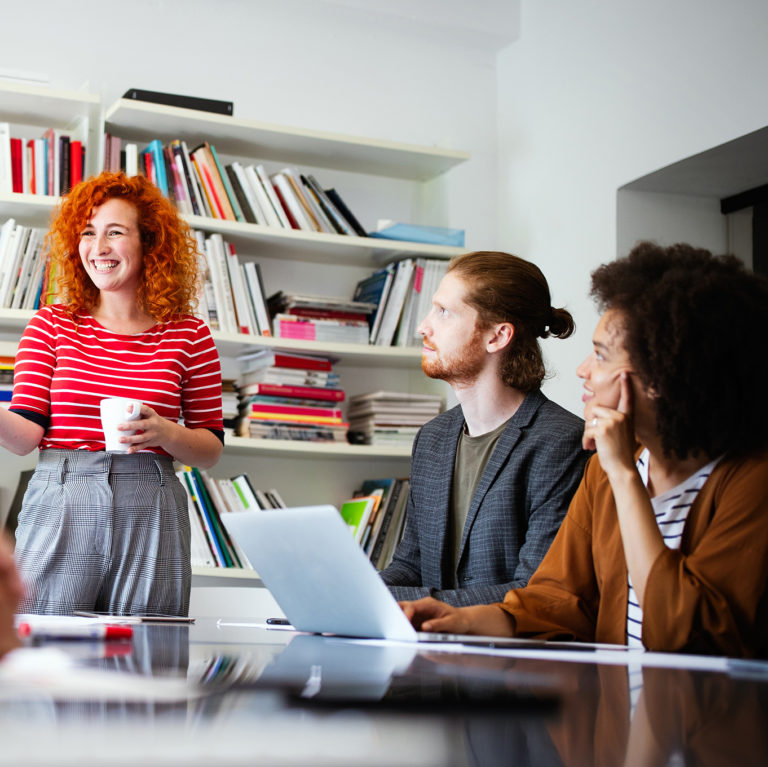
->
[347,391,444,446]
[342,477,411,570]
[352,257,450,347]
[0,121,86,196]
[0,220,53,310]
[178,467,286,569]
[101,135,367,237]
[235,349,348,443]
[220,378,239,433]
[267,292,375,345]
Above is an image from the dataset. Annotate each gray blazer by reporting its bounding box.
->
[380,390,590,606]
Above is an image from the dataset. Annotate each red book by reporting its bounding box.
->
[271,183,299,229]
[201,162,226,218]
[70,141,83,189]
[239,382,345,402]
[10,138,23,193]
[246,402,343,419]
[272,352,332,372]
[287,307,371,322]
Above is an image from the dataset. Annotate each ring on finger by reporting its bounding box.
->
[591,417,598,427]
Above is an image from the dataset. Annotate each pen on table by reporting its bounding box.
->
[17,622,134,641]
[266,618,292,626]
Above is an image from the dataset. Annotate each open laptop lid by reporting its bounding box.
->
[221,506,418,641]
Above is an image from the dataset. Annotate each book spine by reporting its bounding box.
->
[190,467,237,567]
[244,383,345,401]
[182,470,226,566]
[209,144,244,222]
[324,187,367,236]
[248,402,343,418]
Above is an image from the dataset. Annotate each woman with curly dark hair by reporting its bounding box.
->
[4,171,223,616]
[401,242,768,657]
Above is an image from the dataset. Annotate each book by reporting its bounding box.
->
[229,474,264,512]
[225,243,255,334]
[353,264,396,342]
[178,140,207,216]
[237,349,334,372]
[210,144,245,222]
[273,314,370,344]
[144,139,169,197]
[280,167,330,233]
[374,258,415,346]
[225,165,257,224]
[303,174,350,234]
[123,88,234,116]
[339,496,378,545]
[243,402,343,420]
[372,479,409,569]
[241,165,276,226]
[10,137,23,193]
[191,143,235,220]
[69,140,83,189]
[203,233,237,333]
[182,470,227,567]
[242,261,272,336]
[255,164,291,228]
[324,187,367,236]
[271,172,313,230]
[237,382,345,402]
[239,366,340,387]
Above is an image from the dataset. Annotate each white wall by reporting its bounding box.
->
[0,0,507,509]
[496,0,768,415]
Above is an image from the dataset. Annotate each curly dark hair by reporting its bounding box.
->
[48,171,199,323]
[590,241,768,460]
[448,251,575,392]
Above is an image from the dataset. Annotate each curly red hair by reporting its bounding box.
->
[48,171,199,323]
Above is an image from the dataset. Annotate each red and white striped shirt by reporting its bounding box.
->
[11,305,224,456]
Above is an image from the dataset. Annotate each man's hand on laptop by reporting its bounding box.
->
[399,597,516,637]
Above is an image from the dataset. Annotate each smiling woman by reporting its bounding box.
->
[2,171,224,617]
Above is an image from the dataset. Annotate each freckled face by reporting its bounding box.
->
[576,309,633,421]
[417,271,487,384]
[78,198,143,298]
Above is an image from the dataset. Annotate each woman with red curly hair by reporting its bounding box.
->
[3,171,224,616]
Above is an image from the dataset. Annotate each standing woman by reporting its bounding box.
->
[401,242,768,657]
[4,171,223,616]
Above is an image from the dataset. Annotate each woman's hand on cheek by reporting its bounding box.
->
[589,372,637,476]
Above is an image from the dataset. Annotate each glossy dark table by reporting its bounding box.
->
[0,617,766,766]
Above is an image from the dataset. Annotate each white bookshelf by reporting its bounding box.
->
[105,99,469,182]
[1,89,466,582]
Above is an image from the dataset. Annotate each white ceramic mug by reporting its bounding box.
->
[100,397,142,452]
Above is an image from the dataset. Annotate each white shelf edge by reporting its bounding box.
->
[224,434,412,459]
[213,330,423,366]
[191,566,262,581]
[0,81,99,105]
[184,214,463,263]
[104,99,469,181]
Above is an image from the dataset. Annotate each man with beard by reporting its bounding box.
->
[380,251,589,606]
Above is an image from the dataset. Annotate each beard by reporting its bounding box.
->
[421,327,487,385]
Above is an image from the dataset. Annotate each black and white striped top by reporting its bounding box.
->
[626,449,721,648]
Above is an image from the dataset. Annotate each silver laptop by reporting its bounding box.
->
[221,505,621,651]
[221,505,418,641]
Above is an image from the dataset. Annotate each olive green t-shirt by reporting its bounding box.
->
[448,417,511,585]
